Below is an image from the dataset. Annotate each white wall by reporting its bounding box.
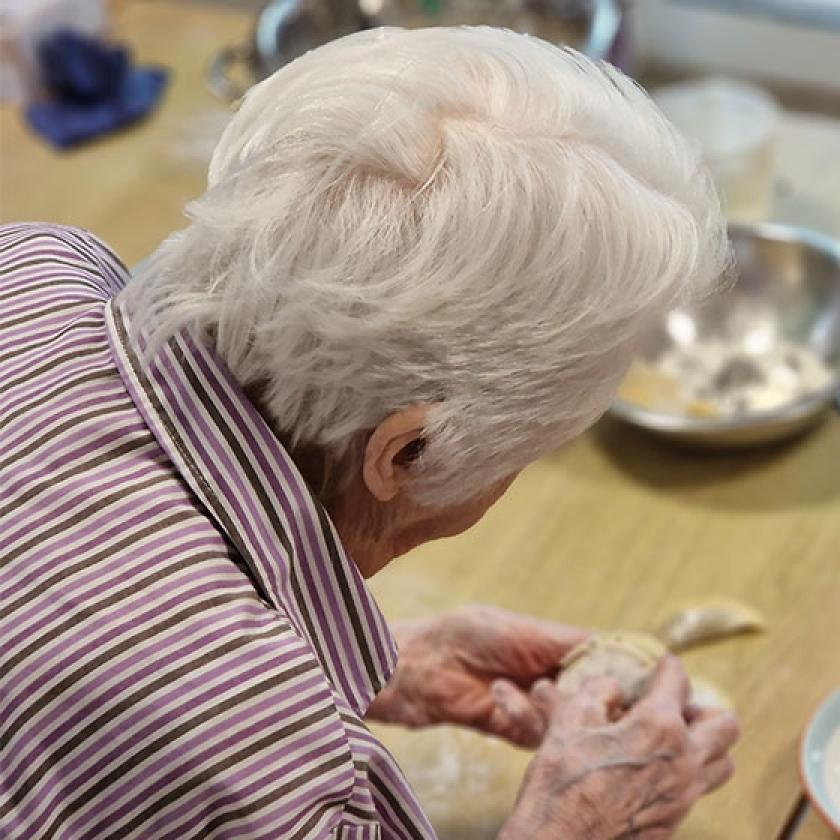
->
[629,0,840,93]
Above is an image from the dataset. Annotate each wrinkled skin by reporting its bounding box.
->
[368,605,739,839]
[366,604,588,748]
[501,657,739,839]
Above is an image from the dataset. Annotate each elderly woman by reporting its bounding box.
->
[0,25,737,840]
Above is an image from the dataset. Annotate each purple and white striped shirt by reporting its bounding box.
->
[0,223,437,840]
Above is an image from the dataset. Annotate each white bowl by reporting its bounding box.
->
[800,687,840,833]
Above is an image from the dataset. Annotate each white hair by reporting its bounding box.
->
[125,26,729,506]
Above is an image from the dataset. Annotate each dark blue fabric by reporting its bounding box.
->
[26,31,168,149]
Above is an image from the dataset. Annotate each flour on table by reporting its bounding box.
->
[373,724,529,840]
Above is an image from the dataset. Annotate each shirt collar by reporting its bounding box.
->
[104,297,397,716]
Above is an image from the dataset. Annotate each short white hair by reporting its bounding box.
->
[126,26,729,505]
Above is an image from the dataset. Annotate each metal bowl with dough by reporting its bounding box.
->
[207,0,622,100]
[610,222,840,448]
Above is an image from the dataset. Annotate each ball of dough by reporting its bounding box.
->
[556,631,668,706]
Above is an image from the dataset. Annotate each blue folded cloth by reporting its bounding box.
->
[26,30,169,149]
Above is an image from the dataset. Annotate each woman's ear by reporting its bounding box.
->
[362,404,432,502]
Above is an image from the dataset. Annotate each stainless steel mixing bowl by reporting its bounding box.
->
[609,222,840,447]
[208,0,622,101]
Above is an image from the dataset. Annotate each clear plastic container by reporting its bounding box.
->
[653,77,781,222]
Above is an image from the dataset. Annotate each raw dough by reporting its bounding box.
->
[657,599,765,652]
[556,632,668,706]
[557,633,735,712]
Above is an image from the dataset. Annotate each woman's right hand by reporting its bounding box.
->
[499,655,739,840]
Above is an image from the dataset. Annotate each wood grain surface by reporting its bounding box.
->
[370,417,840,840]
[0,0,248,266]
[794,806,839,840]
[2,3,839,838]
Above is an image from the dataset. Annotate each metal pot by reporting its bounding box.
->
[208,0,622,101]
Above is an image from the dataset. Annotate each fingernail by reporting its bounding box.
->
[490,681,508,702]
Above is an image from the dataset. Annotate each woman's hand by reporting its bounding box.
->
[499,656,740,840]
[366,604,588,747]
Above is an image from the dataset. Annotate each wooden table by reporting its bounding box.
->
[2,3,839,838]
[0,0,249,265]
[795,806,838,840]
[369,418,840,840]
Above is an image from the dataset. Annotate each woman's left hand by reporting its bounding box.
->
[366,604,588,748]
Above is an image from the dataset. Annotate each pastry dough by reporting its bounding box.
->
[657,599,766,652]
[556,631,667,706]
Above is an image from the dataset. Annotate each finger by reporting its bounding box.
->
[528,679,562,720]
[450,606,590,689]
[636,756,735,830]
[554,676,624,729]
[580,675,625,718]
[475,605,589,648]
[689,710,740,763]
[526,616,591,653]
[637,655,691,717]
[685,703,733,725]
[696,755,735,794]
[683,703,706,724]
[481,607,590,670]
[488,679,547,748]
[530,678,559,720]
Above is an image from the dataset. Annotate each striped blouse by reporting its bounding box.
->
[0,223,437,840]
